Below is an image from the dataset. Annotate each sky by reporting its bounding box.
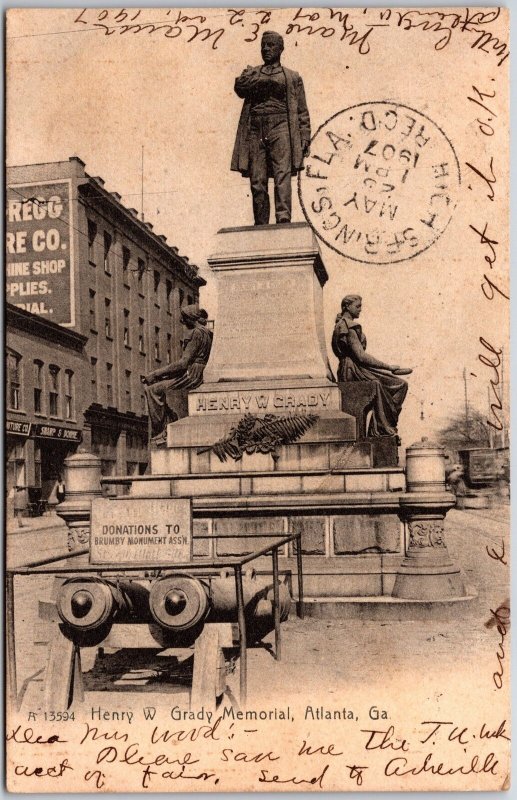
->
[6,7,510,449]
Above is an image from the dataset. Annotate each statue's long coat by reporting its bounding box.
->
[231,66,311,178]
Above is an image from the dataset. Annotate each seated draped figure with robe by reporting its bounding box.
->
[332,295,412,437]
[142,305,212,444]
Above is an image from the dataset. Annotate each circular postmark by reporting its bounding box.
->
[298,101,461,265]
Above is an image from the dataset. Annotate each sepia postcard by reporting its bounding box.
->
[5,6,510,792]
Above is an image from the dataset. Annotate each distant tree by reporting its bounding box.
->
[438,407,491,449]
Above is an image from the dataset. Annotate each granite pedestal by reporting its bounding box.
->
[131,224,468,606]
[134,224,410,600]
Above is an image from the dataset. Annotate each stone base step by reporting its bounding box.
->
[299,589,477,621]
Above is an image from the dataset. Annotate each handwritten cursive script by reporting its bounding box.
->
[69,7,509,66]
[486,539,507,566]
[484,603,510,690]
[477,337,504,431]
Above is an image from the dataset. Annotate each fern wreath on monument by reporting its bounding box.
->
[198,413,319,462]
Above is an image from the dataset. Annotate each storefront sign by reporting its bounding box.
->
[90,498,192,565]
[33,424,82,442]
[6,180,75,325]
[6,420,31,436]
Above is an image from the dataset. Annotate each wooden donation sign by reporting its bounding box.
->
[90,497,192,565]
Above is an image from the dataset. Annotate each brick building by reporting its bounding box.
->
[6,303,88,514]
[6,157,206,510]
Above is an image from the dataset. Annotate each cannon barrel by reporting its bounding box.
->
[149,574,211,631]
[148,570,291,644]
[56,572,291,647]
[56,577,151,643]
[210,571,291,639]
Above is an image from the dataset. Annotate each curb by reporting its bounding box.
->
[6,516,67,536]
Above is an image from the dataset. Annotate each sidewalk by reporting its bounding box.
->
[6,511,66,536]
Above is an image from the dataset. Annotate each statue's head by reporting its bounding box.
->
[180,304,202,329]
[261,31,284,65]
[341,295,362,319]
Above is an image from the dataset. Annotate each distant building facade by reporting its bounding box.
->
[6,157,206,511]
[6,303,88,514]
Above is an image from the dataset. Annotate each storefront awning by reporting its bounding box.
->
[6,420,31,436]
[32,424,82,443]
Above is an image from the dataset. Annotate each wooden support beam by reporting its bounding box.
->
[44,631,84,710]
[191,625,222,712]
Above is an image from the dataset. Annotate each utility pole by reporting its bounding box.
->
[463,367,470,441]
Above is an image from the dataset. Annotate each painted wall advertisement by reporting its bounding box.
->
[6,180,75,325]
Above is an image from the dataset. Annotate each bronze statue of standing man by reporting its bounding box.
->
[231,31,311,225]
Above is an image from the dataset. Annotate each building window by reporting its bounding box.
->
[127,429,147,452]
[106,363,113,405]
[91,424,117,455]
[49,364,60,416]
[122,246,131,284]
[187,294,193,305]
[89,289,96,331]
[123,308,130,347]
[166,333,172,362]
[138,317,145,354]
[137,257,145,291]
[104,298,112,339]
[103,231,112,274]
[140,377,147,413]
[154,269,161,296]
[179,287,184,307]
[125,369,131,411]
[65,369,74,419]
[166,279,173,313]
[154,326,160,361]
[88,219,97,265]
[7,351,22,411]
[34,359,44,413]
[90,357,98,401]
